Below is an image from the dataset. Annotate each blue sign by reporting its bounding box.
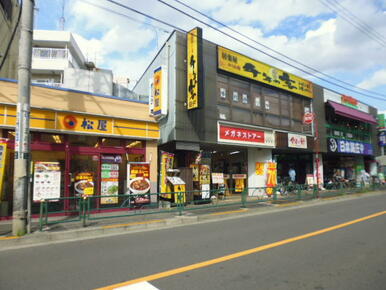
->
[327,138,373,155]
[379,131,386,146]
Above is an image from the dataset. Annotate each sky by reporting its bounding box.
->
[34,0,386,110]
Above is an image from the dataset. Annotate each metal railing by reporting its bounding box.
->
[32,47,73,63]
[38,183,386,231]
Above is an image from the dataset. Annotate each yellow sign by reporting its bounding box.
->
[0,105,160,139]
[57,113,113,134]
[174,184,186,204]
[235,179,245,192]
[218,46,313,98]
[153,67,163,115]
[255,162,265,175]
[187,27,200,109]
[84,187,94,196]
[0,140,8,202]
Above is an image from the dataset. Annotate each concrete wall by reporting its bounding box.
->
[0,0,21,80]
[312,84,327,153]
[63,68,113,96]
[247,148,273,196]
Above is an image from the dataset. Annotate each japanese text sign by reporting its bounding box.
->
[218,46,313,98]
[218,123,275,147]
[187,27,202,110]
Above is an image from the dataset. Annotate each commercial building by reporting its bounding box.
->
[0,78,159,217]
[0,0,21,80]
[376,112,386,175]
[134,28,317,199]
[315,88,379,185]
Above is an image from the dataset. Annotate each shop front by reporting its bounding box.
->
[0,81,159,218]
[322,89,378,186]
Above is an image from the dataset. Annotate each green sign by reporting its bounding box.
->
[378,114,385,128]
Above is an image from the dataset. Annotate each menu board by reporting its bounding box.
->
[211,173,224,184]
[101,163,119,204]
[33,162,61,201]
[127,162,151,204]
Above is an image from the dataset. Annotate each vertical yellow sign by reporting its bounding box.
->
[187,28,200,110]
[153,67,163,116]
[0,140,8,202]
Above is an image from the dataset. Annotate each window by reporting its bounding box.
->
[262,87,279,115]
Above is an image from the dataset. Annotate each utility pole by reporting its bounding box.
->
[12,0,34,236]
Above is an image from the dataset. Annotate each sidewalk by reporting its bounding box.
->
[1,190,385,251]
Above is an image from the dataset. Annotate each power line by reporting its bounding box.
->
[156,0,386,101]
[81,0,170,34]
[319,0,386,47]
[329,0,386,42]
[170,0,386,99]
[99,0,386,101]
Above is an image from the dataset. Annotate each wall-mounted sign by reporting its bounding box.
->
[341,95,358,108]
[255,162,265,175]
[217,46,313,98]
[211,173,224,184]
[379,131,386,146]
[324,89,369,113]
[327,137,373,155]
[0,105,160,139]
[218,123,275,147]
[378,114,386,129]
[288,133,307,149]
[303,112,314,125]
[150,66,168,118]
[187,27,202,110]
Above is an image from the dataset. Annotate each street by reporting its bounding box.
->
[1,193,385,290]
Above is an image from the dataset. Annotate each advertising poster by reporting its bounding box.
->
[0,139,8,202]
[166,176,186,204]
[33,162,61,201]
[199,165,211,185]
[255,162,265,175]
[74,172,94,196]
[211,173,224,184]
[101,163,119,205]
[190,164,199,182]
[128,162,151,204]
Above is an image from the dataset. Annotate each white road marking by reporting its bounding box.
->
[114,281,159,290]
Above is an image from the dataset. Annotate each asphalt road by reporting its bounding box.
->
[1,193,385,290]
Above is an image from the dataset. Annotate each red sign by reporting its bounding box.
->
[341,95,358,107]
[219,125,265,143]
[303,112,314,124]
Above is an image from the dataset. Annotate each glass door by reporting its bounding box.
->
[68,152,100,211]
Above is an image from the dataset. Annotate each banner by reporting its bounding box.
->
[33,162,61,201]
[152,66,168,117]
[101,163,119,205]
[0,139,8,202]
[160,151,174,198]
[218,46,313,98]
[199,165,211,185]
[187,27,202,110]
[266,162,277,195]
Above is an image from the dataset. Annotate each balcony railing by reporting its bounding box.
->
[32,47,73,63]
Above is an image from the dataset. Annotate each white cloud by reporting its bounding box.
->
[357,69,386,89]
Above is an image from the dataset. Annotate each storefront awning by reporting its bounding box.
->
[327,101,378,125]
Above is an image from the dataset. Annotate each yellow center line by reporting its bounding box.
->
[96,210,386,290]
[277,202,301,207]
[102,219,164,229]
[208,209,248,216]
[0,236,20,240]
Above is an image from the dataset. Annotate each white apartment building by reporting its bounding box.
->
[32,30,113,95]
